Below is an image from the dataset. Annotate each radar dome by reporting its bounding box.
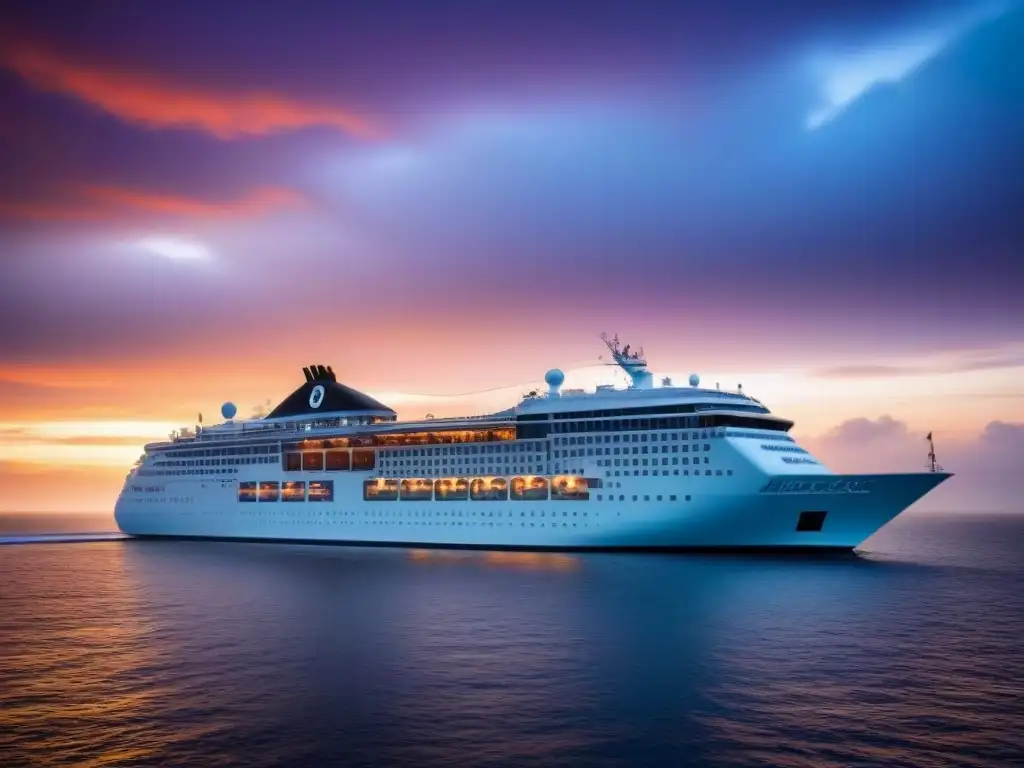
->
[544,369,565,388]
[688,374,700,387]
[221,401,238,420]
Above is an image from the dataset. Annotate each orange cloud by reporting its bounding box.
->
[0,185,306,222]
[80,185,307,217]
[0,35,380,139]
[0,365,119,388]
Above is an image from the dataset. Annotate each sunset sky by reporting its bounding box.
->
[1,0,1021,514]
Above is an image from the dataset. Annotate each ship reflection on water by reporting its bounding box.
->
[1,512,1022,767]
[407,548,580,571]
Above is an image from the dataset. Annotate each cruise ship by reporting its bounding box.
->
[114,335,951,551]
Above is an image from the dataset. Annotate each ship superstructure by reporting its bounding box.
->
[114,337,951,550]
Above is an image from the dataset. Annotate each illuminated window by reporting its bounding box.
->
[282,481,305,502]
[302,452,324,471]
[511,476,549,501]
[400,478,433,501]
[258,481,279,502]
[470,477,509,501]
[352,450,376,471]
[238,482,257,502]
[308,480,334,502]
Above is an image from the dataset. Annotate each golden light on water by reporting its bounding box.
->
[407,549,580,572]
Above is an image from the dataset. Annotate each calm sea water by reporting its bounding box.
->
[1,510,1022,767]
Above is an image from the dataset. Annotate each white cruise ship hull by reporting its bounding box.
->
[115,471,950,552]
[116,350,954,553]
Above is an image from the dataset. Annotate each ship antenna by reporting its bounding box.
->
[599,332,653,389]
[925,431,943,472]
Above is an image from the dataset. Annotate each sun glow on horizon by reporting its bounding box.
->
[0,352,1018,495]
[0,420,178,467]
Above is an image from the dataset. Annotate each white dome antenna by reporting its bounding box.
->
[545,369,565,397]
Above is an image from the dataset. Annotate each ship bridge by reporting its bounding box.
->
[512,333,792,435]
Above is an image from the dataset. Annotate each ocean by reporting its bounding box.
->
[1,510,1022,767]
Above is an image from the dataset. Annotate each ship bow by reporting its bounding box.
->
[755,472,952,549]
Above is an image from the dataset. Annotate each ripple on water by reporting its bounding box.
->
[0,511,1022,767]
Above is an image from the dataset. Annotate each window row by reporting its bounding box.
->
[164,444,278,459]
[544,399,769,420]
[604,468,732,477]
[554,433,713,446]
[547,414,786,434]
[238,480,334,502]
[596,457,710,467]
[154,456,277,468]
[364,476,591,502]
[379,466,547,478]
[283,450,375,472]
[136,468,239,476]
[556,443,709,458]
[383,440,544,458]
[282,428,515,451]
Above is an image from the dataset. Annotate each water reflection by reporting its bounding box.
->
[407,548,580,572]
[114,541,602,765]
[0,543,212,768]
[1,514,1022,767]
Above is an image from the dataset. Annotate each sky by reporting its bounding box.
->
[0,0,1021,513]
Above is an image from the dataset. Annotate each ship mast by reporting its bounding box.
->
[600,332,654,389]
[926,431,944,473]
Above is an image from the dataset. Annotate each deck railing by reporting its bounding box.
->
[163,384,761,446]
[165,412,515,445]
